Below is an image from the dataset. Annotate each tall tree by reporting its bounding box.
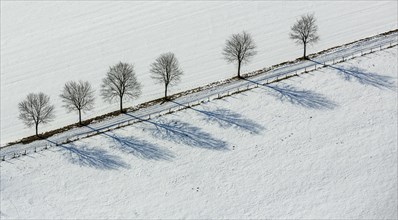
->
[289,13,320,58]
[150,52,183,100]
[223,31,257,78]
[18,92,55,136]
[101,62,142,113]
[60,80,95,125]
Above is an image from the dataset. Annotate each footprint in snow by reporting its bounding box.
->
[281,133,294,141]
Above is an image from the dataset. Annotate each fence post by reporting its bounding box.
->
[2,156,5,161]
[370,48,372,53]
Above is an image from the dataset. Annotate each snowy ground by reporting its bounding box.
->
[1,31,395,158]
[1,1,397,145]
[1,46,396,219]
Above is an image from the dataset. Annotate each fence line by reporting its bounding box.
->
[1,40,397,162]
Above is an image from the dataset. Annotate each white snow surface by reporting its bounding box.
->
[1,46,397,219]
[0,32,396,157]
[1,1,397,145]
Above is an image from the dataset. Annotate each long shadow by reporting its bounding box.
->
[245,79,337,110]
[45,139,129,170]
[85,126,174,161]
[125,113,228,150]
[170,100,264,134]
[310,59,396,90]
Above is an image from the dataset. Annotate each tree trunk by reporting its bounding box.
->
[164,84,168,100]
[237,60,242,78]
[120,96,123,113]
[35,123,39,137]
[303,42,307,58]
[78,109,82,125]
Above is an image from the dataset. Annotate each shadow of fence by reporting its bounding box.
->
[310,59,396,90]
[125,113,228,150]
[170,100,264,134]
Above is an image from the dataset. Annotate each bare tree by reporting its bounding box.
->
[223,31,257,78]
[150,52,183,100]
[101,62,142,113]
[60,80,95,125]
[18,92,55,136]
[289,13,320,58]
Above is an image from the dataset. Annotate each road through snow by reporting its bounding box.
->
[1,32,397,158]
[1,1,397,145]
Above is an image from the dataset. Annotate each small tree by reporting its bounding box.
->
[289,13,320,59]
[60,80,95,125]
[101,62,142,113]
[223,31,257,78]
[150,52,183,100]
[18,92,55,136]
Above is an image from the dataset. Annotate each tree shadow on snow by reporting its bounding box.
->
[245,79,337,110]
[171,100,264,134]
[45,139,129,170]
[266,84,337,109]
[125,113,228,150]
[310,59,396,90]
[85,126,174,161]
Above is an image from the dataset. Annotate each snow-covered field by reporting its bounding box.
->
[1,45,396,218]
[1,1,397,145]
